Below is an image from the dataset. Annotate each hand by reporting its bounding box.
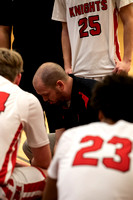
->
[65,67,73,74]
[113,60,131,75]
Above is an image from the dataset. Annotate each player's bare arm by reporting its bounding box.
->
[113,3,133,74]
[61,22,72,74]
[0,26,11,48]
[31,144,51,169]
[42,176,57,200]
[53,128,65,153]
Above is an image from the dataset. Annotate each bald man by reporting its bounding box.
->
[23,62,98,155]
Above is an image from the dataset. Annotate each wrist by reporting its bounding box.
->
[123,57,132,64]
[64,64,71,70]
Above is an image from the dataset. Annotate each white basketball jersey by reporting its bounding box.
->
[0,76,49,185]
[52,0,133,78]
[48,120,133,200]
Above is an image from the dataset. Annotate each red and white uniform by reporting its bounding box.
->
[0,76,49,199]
[52,0,133,78]
[48,120,133,200]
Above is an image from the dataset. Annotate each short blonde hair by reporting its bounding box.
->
[0,48,23,82]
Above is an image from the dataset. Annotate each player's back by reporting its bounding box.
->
[0,76,27,185]
[52,120,133,200]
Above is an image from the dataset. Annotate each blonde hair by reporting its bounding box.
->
[0,48,23,82]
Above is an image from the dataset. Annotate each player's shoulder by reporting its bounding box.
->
[113,120,133,133]
[15,88,43,123]
[62,121,117,139]
[18,88,40,106]
[60,121,133,149]
[11,86,41,116]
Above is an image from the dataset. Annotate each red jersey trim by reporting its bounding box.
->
[0,123,23,185]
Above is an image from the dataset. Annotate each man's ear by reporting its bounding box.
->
[98,110,105,121]
[56,80,64,90]
[13,73,22,85]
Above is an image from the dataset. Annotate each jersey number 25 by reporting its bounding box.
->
[78,15,101,38]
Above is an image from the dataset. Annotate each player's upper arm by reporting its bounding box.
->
[53,128,65,153]
[62,22,68,34]
[31,144,51,169]
[119,3,133,25]
[0,26,11,48]
[19,93,49,147]
[55,128,65,142]
[18,92,52,168]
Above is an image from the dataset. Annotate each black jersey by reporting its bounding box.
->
[50,75,99,130]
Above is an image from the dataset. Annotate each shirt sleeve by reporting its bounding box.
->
[52,0,66,22]
[18,92,49,148]
[48,129,73,179]
[115,0,133,10]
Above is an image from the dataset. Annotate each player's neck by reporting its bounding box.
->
[99,111,115,124]
[101,118,115,125]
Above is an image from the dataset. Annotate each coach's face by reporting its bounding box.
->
[34,79,67,105]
